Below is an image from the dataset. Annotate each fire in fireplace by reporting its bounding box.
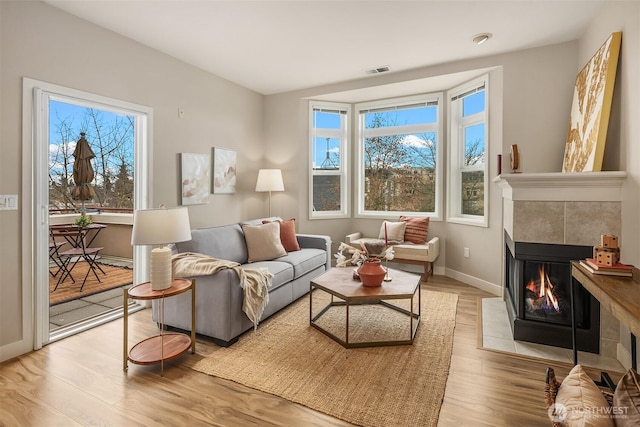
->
[525,264,563,318]
[504,232,600,353]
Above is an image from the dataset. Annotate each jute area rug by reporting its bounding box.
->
[193,289,458,427]
[49,262,133,306]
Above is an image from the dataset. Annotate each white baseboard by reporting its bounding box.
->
[0,338,32,363]
[445,267,501,296]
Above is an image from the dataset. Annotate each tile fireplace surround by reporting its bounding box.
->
[494,171,628,360]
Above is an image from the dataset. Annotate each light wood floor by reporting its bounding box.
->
[0,275,617,426]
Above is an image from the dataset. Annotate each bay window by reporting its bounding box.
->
[355,94,442,219]
[309,102,350,219]
[448,76,488,226]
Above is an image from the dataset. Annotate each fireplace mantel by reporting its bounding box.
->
[493,171,627,202]
[494,171,627,247]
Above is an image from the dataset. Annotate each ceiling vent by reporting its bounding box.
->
[364,65,390,75]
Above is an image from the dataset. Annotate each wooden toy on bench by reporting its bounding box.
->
[593,234,621,266]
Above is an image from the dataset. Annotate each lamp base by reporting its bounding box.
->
[150,246,172,291]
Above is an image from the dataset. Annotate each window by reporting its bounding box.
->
[355,94,442,218]
[309,102,350,219]
[448,76,488,226]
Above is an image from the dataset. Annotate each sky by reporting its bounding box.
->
[49,100,135,176]
[312,90,485,168]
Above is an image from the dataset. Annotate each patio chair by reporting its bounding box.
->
[51,225,106,292]
[48,236,71,280]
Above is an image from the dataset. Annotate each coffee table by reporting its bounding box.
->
[309,267,421,348]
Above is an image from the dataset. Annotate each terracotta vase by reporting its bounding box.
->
[358,258,386,287]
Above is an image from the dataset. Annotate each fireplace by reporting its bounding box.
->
[504,232,600,352]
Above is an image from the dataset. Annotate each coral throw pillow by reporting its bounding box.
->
[242,222,287,262]
[400,216,429,244]
[262,218,300,252]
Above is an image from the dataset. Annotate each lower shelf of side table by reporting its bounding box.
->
[128,333,192,365]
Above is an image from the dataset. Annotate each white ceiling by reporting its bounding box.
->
[45,0,604,95]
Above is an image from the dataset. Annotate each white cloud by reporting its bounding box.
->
[400,135,432,148]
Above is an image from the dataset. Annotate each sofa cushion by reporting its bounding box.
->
[277,248,327,279]
[378,221,406,242]
[242,260,293,291]
[613,369,640,427]
[400,215,430,244]
[263,218,301,252]
[554,364,614,427]
[175,223,248,264]
[242,222,287,263]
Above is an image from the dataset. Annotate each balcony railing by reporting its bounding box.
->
[49,211,133,259]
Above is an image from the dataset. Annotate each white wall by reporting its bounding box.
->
[264,41,579,295]
[0,1,264,359]
[578,0,640,369]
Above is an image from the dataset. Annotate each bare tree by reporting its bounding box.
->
[49,106,134,212]
[363,113,436,212]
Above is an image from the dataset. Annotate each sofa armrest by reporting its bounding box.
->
[345,232,362,244]
[425,236,440,262]
[297,233,332,270]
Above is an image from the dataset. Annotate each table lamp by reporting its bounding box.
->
[255,169,284,217]
[131,206,191,290]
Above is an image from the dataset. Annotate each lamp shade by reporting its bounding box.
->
[131,207,192,246]
[255,169,284,192]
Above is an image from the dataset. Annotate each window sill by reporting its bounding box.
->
[446,216,487,227]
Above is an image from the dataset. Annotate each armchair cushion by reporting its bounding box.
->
[378,221,406,242]
[400,215,430,244]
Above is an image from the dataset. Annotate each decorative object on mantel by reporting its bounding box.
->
[510,144,519,173]
[562,32,622,173]
[497,154,502,176]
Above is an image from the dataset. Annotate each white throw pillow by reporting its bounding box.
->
[378,221,406,242]
[242,222,287,262]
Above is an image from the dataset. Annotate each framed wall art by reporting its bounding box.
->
[212,147,237,194]
[562,32,622,173]
[180,153,210,205]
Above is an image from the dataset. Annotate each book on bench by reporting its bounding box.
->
[579,258,633,277]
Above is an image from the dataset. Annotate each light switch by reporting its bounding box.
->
[0,194,18,210]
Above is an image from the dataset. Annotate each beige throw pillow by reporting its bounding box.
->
[613,369,640,427]
[242,222,287,263]
[378,221,406,242]
[554,364,614,427]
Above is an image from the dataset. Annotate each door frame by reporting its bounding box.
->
[23,78,153,349]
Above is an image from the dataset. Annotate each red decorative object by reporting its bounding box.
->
[358,258,387,287]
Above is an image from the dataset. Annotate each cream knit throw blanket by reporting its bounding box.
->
[171,252,273,328]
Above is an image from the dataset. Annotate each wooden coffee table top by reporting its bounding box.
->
[311,267,420,302]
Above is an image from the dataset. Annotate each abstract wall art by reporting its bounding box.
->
[212,147,237,194]
[180,153,210,205]
[562,32,622,172]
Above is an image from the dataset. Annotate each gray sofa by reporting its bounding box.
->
[152,218,331,346]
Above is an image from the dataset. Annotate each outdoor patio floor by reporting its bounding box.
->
[50,256,132,331]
